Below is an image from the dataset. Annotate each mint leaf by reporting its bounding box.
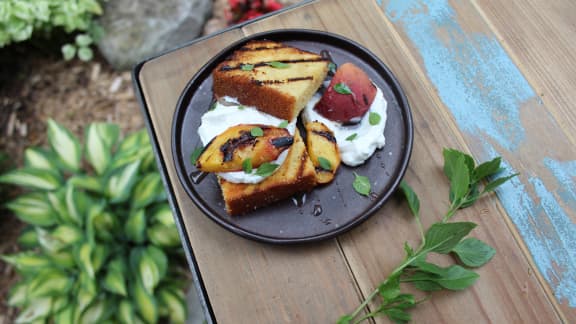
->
[242,158,253,174]
[399,181,419,218]
[345,133,357,141]
[208,101,217,111]
[378,274,400,302]
[334,83,352,95]
[483,173,518,193]
[353,172,371,196]
[473,157,502,182]
[443,148,474,182]
[241,63,254,71]
[318,157,332,171]
[383,308,411,324]
[190,147,204,165]
[336,315,354,324]
[238,105,245,110]
[250,127,264,137]
[255,162,279,177]
[369,112,381,125]
[452,238,496,267]
[449,155,470,204]
[435,265,479,290]
[328,62,337,74]
[423,222,476,254]
[267,61,289,69]
[278,120,289,128]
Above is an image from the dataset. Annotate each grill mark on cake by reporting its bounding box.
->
[252,76,314,86]
[218,58,329,72]
[312,130,337,143]
[238,45,287,51]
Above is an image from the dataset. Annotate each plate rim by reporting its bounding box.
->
[171,28,414,244]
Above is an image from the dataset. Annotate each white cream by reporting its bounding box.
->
[302,87,388,166]
[197,97,296,184]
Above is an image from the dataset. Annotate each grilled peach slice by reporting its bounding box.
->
[196,124,293,172]
[314,62,376,124]
[305,121,341,184]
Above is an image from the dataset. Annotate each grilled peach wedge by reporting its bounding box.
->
[305,121,341,184]
[314,62,377,124]
[196,124,293,173]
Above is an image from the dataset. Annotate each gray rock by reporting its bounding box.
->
[97,0,212,70]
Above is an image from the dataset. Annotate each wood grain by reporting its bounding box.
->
[135,0,572,322]
[138,19,364,324]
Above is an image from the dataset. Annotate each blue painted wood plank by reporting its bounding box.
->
[381,0,576,308]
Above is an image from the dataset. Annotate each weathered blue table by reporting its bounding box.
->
[134,0,575,322]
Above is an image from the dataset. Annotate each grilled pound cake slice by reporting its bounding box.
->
[213,40,330,121]
[218,130,317,215]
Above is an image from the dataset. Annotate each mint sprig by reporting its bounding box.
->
[338,148,517,324]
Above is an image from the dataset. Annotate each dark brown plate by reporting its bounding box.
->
[172,29,413,244]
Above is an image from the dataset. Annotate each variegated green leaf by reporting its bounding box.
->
[6,192,57,226]
[103,258,127,296]
[48,250,76,269]
[147,224,181,247]
[93,211,118,242]
[132,172,164,209]
[28,269,73,298]
[86,201,106,244]
[151,204,174,226]
[36,227,65,252]
[24,147,59,171]
[14,296,52,323]
[1,252,52,273]
[75,285,97,322]
[118,299,136,324]
[18,226,39,248]
[138,250,160,294]
[8,281,28,307]
[85,123,114,175]
[158,287,187,324]
[125,209,146,243]
[68,174,103,193]
[47,119,81,172]
[54,304,74,324]
[77,242,94,278]
[66,183,84,226]
[110,130,149,170]
[52,295,69,314]
[80,297,106,324]
[0,168,61,191]
[145,245,167,280]
[52,224,83,246]
[106,160,141,203]
[91,244,109,274]
[133,279,158,324]
[47,189,74,225]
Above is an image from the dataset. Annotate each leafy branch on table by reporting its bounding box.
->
[338,148,518,324]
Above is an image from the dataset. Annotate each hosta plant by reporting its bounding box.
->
[0,119,189,323]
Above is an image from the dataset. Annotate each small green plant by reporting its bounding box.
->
[0,119,189,323]
[338,148,517,324]
[0,0,104,61]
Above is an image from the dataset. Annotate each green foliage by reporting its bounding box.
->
[338,148,517,324]
[0,0,104,61]
[0,119,189,323]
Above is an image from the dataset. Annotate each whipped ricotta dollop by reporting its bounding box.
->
[197,97,296,184]
[302,86,388,166]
